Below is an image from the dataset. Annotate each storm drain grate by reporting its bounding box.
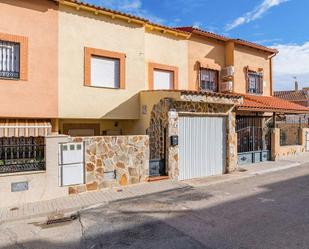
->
[46,214,78,225]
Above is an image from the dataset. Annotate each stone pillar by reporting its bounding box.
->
[167,110,179,180]
[271,128,280,161]
[226,112,238,173]
[301,128,309,149]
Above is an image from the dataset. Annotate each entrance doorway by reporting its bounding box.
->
[237,116,271,165]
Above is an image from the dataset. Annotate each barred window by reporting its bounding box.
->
[200,68,218,92]
[0,40,20,79]
[248,71,263,94]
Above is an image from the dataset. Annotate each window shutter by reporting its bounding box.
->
[153,70,173,90]
[90,56,120,88]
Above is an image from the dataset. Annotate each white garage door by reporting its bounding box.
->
[179,116,226,180]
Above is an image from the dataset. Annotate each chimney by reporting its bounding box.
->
[294,77,299,91]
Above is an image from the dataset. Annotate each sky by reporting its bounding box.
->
[85,0,309,91]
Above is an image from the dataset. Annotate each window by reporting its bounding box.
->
[148,63,178,90]
[91,56,120,88]
[84,47,125,89]
[153,69,174,90]
[248,71,263,94]
[200,68,218,92]
[0,40,20,79]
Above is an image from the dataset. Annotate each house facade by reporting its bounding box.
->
[1,0,309,207]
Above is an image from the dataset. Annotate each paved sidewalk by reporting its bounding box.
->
[182,156,308,187]
[1,154,308,223]
[0,180,187,223]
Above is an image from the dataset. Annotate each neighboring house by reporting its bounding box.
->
[1,0,309,207]
[274,87,309,107]
[0,0,58,175]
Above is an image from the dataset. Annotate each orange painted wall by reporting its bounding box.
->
[233,45,271,96]
[187,36,226,90]
[0,0,58,118]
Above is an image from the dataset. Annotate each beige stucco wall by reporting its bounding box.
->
[187,36,226,90]
[0,135,69,208]
[0,0,58,118]
[145,31,188,90]
[59,119,137,135]
[131,91,181,135]
[59,7,189,120]
[233,45,271,95]
[271,128,309,161]
[59,6,145,119]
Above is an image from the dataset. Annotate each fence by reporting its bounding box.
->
[0,137,45,174]
[276,115,309,146]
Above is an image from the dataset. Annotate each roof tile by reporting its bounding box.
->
[238,94,309,113]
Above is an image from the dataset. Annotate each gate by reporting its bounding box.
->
[179,116,226,180]
[58,142,85,186]
[147,121,167,177]
[237,117,271,165]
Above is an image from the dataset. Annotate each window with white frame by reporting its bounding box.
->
[200,68,218,92]
[0,40,20,79]
[153,69,174,90]
[90,56,120,88]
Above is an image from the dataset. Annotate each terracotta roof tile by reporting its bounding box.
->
[238,94,309,113]
[274,90,309,102]
[176,27,278,54]
[141,89,242,99]
[52,0,190,36]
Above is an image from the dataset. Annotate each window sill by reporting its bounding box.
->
[84,84,123,90]
[0,170,46,178]
[0,77,21,81]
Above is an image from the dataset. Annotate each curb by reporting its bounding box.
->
[251,162,301,175]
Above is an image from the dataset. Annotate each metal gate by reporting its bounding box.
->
[179,116,226,180]
[237,116,271,165]
[58,142,85,186]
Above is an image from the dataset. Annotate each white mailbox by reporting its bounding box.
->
[59,142,85,186]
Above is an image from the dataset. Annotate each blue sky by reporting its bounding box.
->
[86,0,309,90]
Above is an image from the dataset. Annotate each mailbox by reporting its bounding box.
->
[170,135,178,146]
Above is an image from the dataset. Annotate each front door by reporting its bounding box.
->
[237,116,271,165]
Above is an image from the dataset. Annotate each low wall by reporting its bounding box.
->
[271,128,309,160]
[0,135,69,208]
[69,135,149,194]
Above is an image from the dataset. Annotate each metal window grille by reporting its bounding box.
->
[248,72,263,94]
[200,68,218,92]
[0,137,45,174]
[0,40,20,79]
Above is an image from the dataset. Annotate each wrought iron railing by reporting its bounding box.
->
[0,137,45,174]
[0,40,20,79]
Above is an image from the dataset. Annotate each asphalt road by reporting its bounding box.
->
[0,164,308,249]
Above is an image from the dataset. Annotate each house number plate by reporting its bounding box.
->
[11,181,29,192]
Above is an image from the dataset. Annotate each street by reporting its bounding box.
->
[0,164,308,249]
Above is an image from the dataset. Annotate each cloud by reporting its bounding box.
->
[272,42,309,90]
[225,0,289,31]
[97,0,165,23]
[193,21,202,29]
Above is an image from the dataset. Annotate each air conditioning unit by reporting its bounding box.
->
[221,66,235,78]
[221,81,233,92]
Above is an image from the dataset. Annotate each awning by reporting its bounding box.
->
[237,94,309,114]
[0,119,52,137]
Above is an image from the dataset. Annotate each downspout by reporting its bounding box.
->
[268,52,278,96]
